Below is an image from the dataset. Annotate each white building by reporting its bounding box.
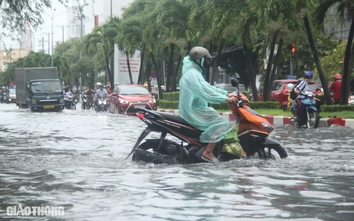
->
[83,0,135,35]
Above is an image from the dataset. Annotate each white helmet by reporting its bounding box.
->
[96,82,102,86]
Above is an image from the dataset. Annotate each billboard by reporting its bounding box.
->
[114,44,141,86]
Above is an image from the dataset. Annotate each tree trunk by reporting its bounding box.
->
[151,52,163,99]
[125,51,133,84]
[145,58,152,92]
[268,38,284,92]
[341,16,354,105]
[263,31,278,101]
[172,55,182,91]
[243,43,259,101]
[105,54,114,90]
[137,46,146,84]
[166,44,175,92]
[211,40,224,84]
[303,16,332,104]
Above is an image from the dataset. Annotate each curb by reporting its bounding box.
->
[157,109,354,130]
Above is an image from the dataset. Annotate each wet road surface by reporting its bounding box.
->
[0,104,353,220]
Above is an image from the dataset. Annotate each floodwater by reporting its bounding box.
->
[0,104,353,221]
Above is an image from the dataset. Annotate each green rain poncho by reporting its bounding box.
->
[178,56,233,143]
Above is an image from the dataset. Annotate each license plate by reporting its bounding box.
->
[43,105,54,109]
[134,105,145,109]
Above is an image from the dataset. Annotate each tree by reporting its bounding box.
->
[0,0,67,48]
[315,0,354,104]
[83,17,119,88]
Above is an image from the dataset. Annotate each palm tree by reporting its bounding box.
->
[83,17,119,88]
[315,0,354,104]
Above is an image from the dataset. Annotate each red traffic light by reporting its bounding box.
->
[291,43,296,53]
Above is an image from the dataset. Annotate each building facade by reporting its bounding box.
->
[0,49,30,72]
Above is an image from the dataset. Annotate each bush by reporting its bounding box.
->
[321,104,354,112]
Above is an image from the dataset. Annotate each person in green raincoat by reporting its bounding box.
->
[178,46,237,163]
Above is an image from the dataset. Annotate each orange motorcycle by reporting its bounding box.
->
[127,79,287,164]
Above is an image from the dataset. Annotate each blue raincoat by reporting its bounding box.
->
[178,56,233,143]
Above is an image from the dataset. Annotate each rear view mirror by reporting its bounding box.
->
[231,78,239,87]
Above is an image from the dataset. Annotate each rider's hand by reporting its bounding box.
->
[227,97,238,103]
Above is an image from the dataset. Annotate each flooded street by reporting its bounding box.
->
[0,103,354,221]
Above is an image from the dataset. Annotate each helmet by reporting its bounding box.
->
[65,85,70,89]
[334,73,342,80]
[189,46,212,61]
[304,71,313,79]
[96,82,102,86]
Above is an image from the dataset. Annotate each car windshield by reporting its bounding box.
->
[120,86,150,95]
[271,82,283,91]
[31,81,62,93]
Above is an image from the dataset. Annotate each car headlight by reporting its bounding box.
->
[148,99,156,103]
[261,122,273,133]
[31,100,37,105]
[60,98,64,104]
[119,99,129,104]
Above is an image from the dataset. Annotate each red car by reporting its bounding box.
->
[109,84,157,114]
[271,79,317,109]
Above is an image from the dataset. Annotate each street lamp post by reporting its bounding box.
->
[43,9,56,67]
[50,9,56,67]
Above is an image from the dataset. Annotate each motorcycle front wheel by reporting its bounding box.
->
[307,110,319,128]
[256,144,288,160]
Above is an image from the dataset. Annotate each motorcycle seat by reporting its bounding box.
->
[156,112,201,132]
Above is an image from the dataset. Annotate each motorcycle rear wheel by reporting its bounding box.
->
[132,141,175,164]
[307,110,319,128]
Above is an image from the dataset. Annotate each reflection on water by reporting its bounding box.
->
[0,104,353,220]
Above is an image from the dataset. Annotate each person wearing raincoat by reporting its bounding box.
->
[178,46,237,163]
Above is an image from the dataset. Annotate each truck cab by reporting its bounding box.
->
[27,79,65,111]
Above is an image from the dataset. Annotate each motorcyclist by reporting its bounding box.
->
[95,84,107,108]
[85,86,95,108]
[329,73,342,104]
[293,71,321,122]
[178,46,237,163]
[63,85,73,109]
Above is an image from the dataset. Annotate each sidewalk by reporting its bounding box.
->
[157,109,354,129]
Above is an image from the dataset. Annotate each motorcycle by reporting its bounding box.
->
[66,95,76,110]
[81,94,88,110]
[127,79,287,164]
[290,90,319,128]
[96,96,107,112]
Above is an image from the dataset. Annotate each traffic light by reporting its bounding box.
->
[291,43,296,53]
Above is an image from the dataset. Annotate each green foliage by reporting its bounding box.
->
[0,0,68,49]
[321,104,354,112]
[162,92,180,101]
[318,42,346,80]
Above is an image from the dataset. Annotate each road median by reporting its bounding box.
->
[157,109,354,130]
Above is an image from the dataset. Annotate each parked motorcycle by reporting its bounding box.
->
[290,90,319,128]
[127,79,287,164]
[96,96,107,112]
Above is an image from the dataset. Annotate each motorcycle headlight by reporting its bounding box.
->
[148,99,156,103]
[98,100,103,104]
[60,98,64,104]
[103,100,107,104]
[31,100,37,104]
[261,122,273,133]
